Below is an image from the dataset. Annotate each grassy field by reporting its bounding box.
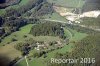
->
[0,9,6,16]
[0,42,21,60]
[0,24,34,45]
[47,0,85,8]
[43,12,68,22]
[6,0,29,9]
[64,28,73,39]
[16,27,87,66]
[28,35,61,42]
[67,28,87,41]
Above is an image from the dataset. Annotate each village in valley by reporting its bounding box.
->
[0,0,100,66]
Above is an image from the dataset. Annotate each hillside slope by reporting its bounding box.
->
[82,0,100,12]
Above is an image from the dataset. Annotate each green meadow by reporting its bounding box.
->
[47,0,85,8]
[43,12,68,22]
[0,24,33,46]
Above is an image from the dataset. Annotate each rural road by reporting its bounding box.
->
[25,56,29,66]
[42,19,100,32]
[13,57,24,66]
[13,56,29,66]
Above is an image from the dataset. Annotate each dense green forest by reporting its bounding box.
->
[30,22,66,39]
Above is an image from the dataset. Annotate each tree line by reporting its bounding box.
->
[30,22,66,39]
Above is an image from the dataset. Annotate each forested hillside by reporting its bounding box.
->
[82,0,100,12]
[80,17,100,28]
[30,22,65,39]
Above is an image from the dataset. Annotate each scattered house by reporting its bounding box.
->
[67,21,73,24]
[75,21,80,24]
[57,41,62,45]
[35,40,64,51]
[35,42,48,50]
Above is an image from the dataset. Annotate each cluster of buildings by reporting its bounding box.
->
[35,41,63,51]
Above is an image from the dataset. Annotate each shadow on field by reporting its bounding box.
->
[0,55,11,66]
[0,54,21,66]
[0,55,19,66]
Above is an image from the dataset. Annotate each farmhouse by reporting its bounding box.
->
[35,42,48,50]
